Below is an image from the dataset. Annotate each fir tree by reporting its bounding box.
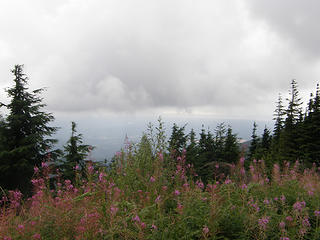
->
[186,129,199,167]
[279,79,303,162]
[214,122,226,162]
[62,121,92,181]
[0,65,58,194]
[168,123,187,158]
[300,84,320,165]
[248,122,259,160]
[223,126,240,163]
[273,93,286,142]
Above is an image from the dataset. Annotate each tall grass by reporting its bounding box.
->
[1,141,320,239]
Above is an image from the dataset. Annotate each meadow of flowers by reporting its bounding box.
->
[1,139,320,239]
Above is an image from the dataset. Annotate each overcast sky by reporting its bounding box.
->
[0,0,319,121]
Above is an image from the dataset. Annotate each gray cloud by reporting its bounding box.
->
[0,0,319,120]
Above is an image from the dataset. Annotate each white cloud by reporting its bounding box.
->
[0,0,319,120]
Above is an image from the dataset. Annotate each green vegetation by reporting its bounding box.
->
[0,65,320,239]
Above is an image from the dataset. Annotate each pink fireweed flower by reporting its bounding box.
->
[293,201,306,212]
[240,157,245,164]
[41,162,48,168]
[174,190,180,196]
[263,199,270,205]
[315,210,320,217]
[17,224,25,232]
[286,216,293,222]
[150,176,156,182]
[155,195,161,203]
[110,206,119,216]
[75,164,80,170]
[196,180,204,189]
[280,195,286,202]
[302,217,310,227]
[241,184,247,190]
[162,186,167,191]
[132,215,140,222]
[158,152,163,161]
[224,179,232,184]
[140,222,146,229]
[308,190,314,196]
[152,224,158,230]
[34,166,39,173]
[88,165,94,174]
[215,164,219,169]
[279,221,285,229]
[33,233,41,239]
[203,225,209,235]
[177,202,183,212]
[99,172,107,182]
[258,216,270,230]
[280,237,290,240]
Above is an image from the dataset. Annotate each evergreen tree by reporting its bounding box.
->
[300,84,320,165]
[186,128,199,167]
[279,79,303,162]
[0,65,58,194]
[62,121,92,181]
[248,122,259,160]
[273,93,286,142]
[168,123,187,158]
[223,126,240,163]
[214,122,226,162]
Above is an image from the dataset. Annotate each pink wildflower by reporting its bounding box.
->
[258,216,270,230]
[224,179,232,184]
[174,190,180,196]
[152,224,158,230]
[110,206,119,216]
[140,222,146,229]
[241,184,247,190]
[279,221,285,229]
[150,176,156,182]
[132,215,140,222]
[286,216,293,222]
[34,166,39,173]
[155,195,161,203]
[33,233,41,239]
[203,225,209,235]
[196,180,204,189]
[315,210,320,217]
[17,224,25,232]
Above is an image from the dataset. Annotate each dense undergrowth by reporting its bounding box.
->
[1,139,320,240]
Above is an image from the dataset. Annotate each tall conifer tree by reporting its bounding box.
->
[0,65,58,194]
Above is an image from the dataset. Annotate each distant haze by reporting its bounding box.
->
[53,115,273,161]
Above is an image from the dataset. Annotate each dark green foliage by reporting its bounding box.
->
[168,123,187,158]
[278,79,304,162]
[61,121,92,180]
[248,122,259,160]
[224,126,240,164]
[185,129,199,167]
[0,65,58,194]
